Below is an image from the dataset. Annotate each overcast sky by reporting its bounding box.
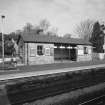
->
[0,0,105,37]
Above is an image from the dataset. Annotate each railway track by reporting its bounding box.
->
[79,94,105,105]
[6,67,105,105]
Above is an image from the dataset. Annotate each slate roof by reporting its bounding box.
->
[20,32,91,45]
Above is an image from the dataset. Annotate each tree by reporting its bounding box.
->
[4,39,15,56]
[47,27,58,36]
[39,19,50,32]
[74,19,94,40]
[90,21,105,53]
[21,19,59,36]
[63,33,72,38]
[0,34,16,56]
[15,30,22,35]
[21,19,50,34]
[23,23,34,32]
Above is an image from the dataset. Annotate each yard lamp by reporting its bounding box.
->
[1,15,5,65]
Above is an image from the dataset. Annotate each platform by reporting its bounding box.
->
[0,60,105,81]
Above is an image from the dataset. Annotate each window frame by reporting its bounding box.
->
[30,48,36,57]
[37,45,44,56]
[84,46,88,54]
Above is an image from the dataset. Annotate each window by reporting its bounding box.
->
[37,45,43,55]
[84,47,88,54]
[30,48,36,57]
[45,48,50,56]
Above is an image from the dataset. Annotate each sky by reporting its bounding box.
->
[0,0,105,37]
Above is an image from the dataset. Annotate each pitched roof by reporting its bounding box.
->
[20,32,91,45]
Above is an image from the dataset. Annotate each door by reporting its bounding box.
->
[70,48,77,61]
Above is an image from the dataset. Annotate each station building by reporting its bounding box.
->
[17,32,92,65]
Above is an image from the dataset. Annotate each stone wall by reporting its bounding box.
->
[77,55,92,61]
[77,45,92,61]
[24,43,54,65]
[23,43,92,64]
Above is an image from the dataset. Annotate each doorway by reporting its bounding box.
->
[70,48,77,61]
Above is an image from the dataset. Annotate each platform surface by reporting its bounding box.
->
[0,60,105,81]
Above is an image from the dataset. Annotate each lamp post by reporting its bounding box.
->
[1,15,5,65]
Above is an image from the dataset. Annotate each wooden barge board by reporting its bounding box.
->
[0,60,105,81]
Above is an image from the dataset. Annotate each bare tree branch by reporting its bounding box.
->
[74,19,94,40]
